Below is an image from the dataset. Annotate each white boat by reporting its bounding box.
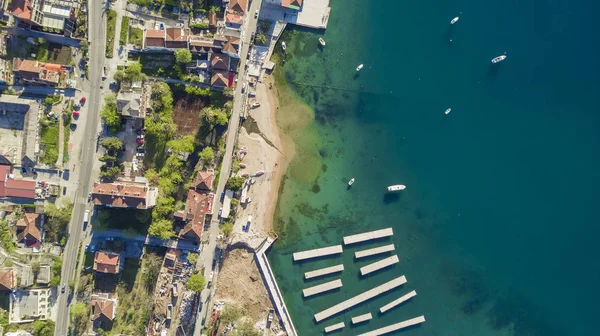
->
[387,185,406,192]
[281,41,286,51]
[348,178,355,186]
[445,108,451,115]
[491,55,506,63]
[251,102,261,108]
[356,64,363,72]
[451,17,459,24]
[319,37,326,46]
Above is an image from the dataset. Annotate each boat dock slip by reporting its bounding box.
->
[303,279,343,297]
[305,264,344,279]
[352,313,373,324]
[360,255,400,276]
[314,275,407,322]
[380,290,417,313]
[357,316,426,336]
[293,245,343,261]
[355,244,396,259]
[324,322,345,333]
[343,228,394,245]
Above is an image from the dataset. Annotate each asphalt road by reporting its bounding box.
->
[193,1,263,335]
[54,1,105,335]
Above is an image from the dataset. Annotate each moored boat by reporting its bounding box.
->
[387,185,406,192]
[348,178,355,186]
[451,17,459,24]
[356,64,364,72]
[319,37,326,46]
[491,55,506,63]
[445,108,451,115]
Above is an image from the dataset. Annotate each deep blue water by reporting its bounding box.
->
[268,0,600,335]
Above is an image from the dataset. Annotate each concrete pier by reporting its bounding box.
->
[303,279,343,297]
[305,264,344,279]
[324,322,345,333]
[314,275,407,322]
[355,244,396,259]
[357,316,426,336]
[360,255,399,276]
[293,245,343,261]
[343,228,394,245]
[380,290,417,313]
[255,238,298,336]
[352,313,373,324]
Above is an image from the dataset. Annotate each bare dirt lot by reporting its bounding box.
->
[172,95,206,137]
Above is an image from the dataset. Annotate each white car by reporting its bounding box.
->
[254,10,259,19]
[242,83,246,92]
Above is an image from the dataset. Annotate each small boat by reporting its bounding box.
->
[251,102,261,108]
[254,171,265,177]
[239,163,247,168]
[451,17,459,24]
[491,55,506,63]
[281,41,286,51]
[348,178,355,186]
[356,64,363,72]
[319,37,326,46]
[445,108,451,115]
[387,185,406,192]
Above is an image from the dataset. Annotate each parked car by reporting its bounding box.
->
[61,284,65,293]
[248,91,256,97]
[80,97,86,105]
[254,9,259,19]
[242,82,246,93]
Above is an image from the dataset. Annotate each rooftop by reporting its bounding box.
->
[210,70,230,88]
[91,182,155,209]
[192,171,214,191]
[91,296,117,321]
[16,213,41,246]
[0,269,15,290]
[94,252,120,274]
[179,190,214,241]
[116,91,142,118]
[228,0,248,14]
[211,53,230,71]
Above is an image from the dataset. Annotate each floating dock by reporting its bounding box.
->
[343,228,394,245]
[293,245,343,261]
[380,290,417,313]
[303,279,343,297]
[355,244,396,259]
[356,316,426,336]
[352,313,373,324]
[314,275,407,322]
[360,255,399,276]
[305,264,344,279]
[324,322,345,333]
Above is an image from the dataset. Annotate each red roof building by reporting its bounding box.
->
[228,0,248,14]
[16,213,41,247]
[179,190,214,241]
[0,165,36,199]
[144,29,166,48]
[211,70,230,88]
[211,53,230,71]
[91,182,157,209]
[166,28,189,49]
[0,269,15,291]
[281,0,303,10]
[94,252,120,274]
[193,171,214,191]
[12,58,62,86]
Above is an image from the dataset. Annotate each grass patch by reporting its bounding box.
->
[112,252,163,335]
[0,220,15,253]
[40,119,59,165]
[35,41,49,62]
[63,124,70,164]
[119,16,129,46]
[96,207,151,234]
[106,9,117,57]
[129,26,143,49]
[84,252,94,268]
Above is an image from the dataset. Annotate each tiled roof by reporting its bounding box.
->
[166,28,189,48]
[179,190,214,241]
[190,40,216,53]
[193,171,214,191]
[91,298,116,321]
[209,11,217,26]
[17,213,41,244]
[145,29,165,48]
[226,12,243,25]
[5,179,36,198]
[228,0,248,14]
[7,0,32,20]
[223,36,240,55]
[94,252,120,274]
[0,269,15,290]
[211,53,230,71]
[211,70,229,87]
[91,183,148,209]
[282,0,303,8]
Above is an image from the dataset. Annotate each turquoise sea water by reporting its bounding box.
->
[267,0,600,335]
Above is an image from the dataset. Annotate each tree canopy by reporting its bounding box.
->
[33,319,55,336]
[167,135,195,155]
[124,62,146,82]
[255,33,268,45]
[187,273,206,293]
[199,147,214,163]
[100,93,121,131]
[226,176,246,191]
[174,49,192,64]
[100,137,123,151]
[147,218,175,240]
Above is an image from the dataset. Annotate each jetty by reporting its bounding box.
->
[355,244,395,259]
[356,316,426,336]
[303,279,343,297]
[305,264,344,279]
[352,313,373,324]
[324,322,345,333]
[293,245,343,261]
[255,238,298,336]
[360,255,400,276]
[380,290,417,313]
[314,275,407,322]
[343,228,394,245]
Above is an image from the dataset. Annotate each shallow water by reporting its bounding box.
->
[268,0,600,335]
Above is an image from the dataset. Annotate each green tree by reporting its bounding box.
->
[100,136,123,151]
[45,202,73,242]
[223,87,234,98]
[70,302,88,331]
[199,147,214,163]
[233,321,262,336]
[187,273,206,293]
[221,221,233,236]
[174,49,192,64]
[100,165,122,180]
[33,319,55,336]
[80,40,89,53]
[100,94,121,130]
[31,261,41,276]
[226,176,246,191]
[49,275,60,287]
[113,69,126,82]
[187,252,198,265]
[152,196,175,218]
[259,20,272,33]
[124,61,146,81]
[255,33,268,45]
[212,109,229,126]
[167,135,195,154]
[220,304,243,324]
[148,218,175,240]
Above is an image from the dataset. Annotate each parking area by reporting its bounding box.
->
[117,118,145,177]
